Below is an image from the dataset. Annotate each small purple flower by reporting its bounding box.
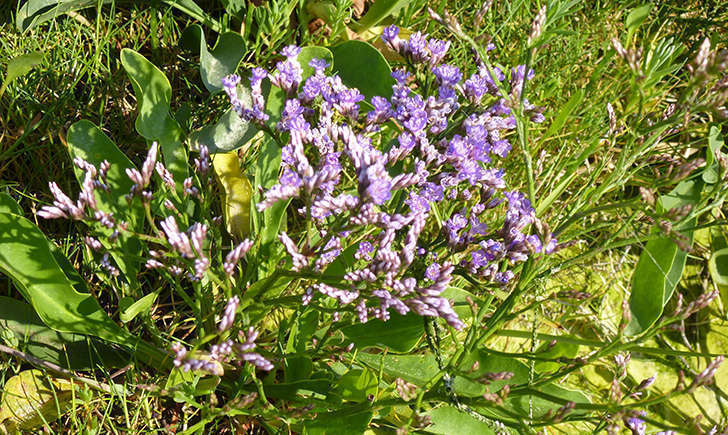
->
[421,182,444,202]
[495,271,514,284]
[218,296,240,332]
[356,241,375,260]
[272,58,303,95]
[280,45,301,59]
[381,25,402,52]
[427,38,450,66]
[425,263,440,281]
[367,96,392,125]
[365,172,392,205]
[309,58,329,74]
[335,88,365,120]
[512,64,535,82]
[391,69,410,85]
[403,110,428,133]
[625,414,646,435]
[405,191,430,214]
[432,64,462,87]
[471,250,489,269]
[301,75,326,102]
[221,74,240,91]
[406,32,430,63]
[251,67,267,82]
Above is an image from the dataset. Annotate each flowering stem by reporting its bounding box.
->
[143,201,160,235]
[515,112,536,204]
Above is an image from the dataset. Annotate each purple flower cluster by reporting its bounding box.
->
[172,296,273,374]
[38,156,112,220]
[223,28,556,331]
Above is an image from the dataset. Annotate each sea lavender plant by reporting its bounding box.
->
[218,32,556,333]
[27,11,728,432]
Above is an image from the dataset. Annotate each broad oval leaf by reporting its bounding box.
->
[0,52,43,98]
[190,103,259,153]
[67,120,140,223]
[181,24,246,94]
[298,46,334,79]
[0,213,136,348]
[426,406,496,435]
[336,368,378,402]
[15,0,110,32]
[0,296,128,369]
[303,405,373,435]
[341,313,424,353]
[626,179,703,335]
[330,40,394,100]
[709,248,728,290]
[0,193,23,215]
[625,4,652,41]
[66,120,143,286]
[0,370,73,431]
[703,125,725,184]
[284,355,314,383]
[120,48,188,184]
[120,49,173,140]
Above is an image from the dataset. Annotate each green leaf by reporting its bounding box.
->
[120,48,188,185]
[354,352,438,388]
[341,313,424,353]
[119,291,159,323]
[336,368,378,402]
[161,0,222,33]
[298,46,334,79]
[543,88,584,139]
[426,406,496,435]
[240,273,292,310]
[66,120,143,286]
[15,0,110,32]
[0,52,43,98]
[625,4,652,41]
[441,286,480,319]
[533,341,579,373]
[352,0,413,33]
[330,41,394,100]
[189,87,258,153]
[709,248,728,302]
[252,137,290,274]
[627,179,703,335]
[303,404,373,435]
[0,193,23,215]
[0,213,158,360]
[284,355,313,383]
[262,379,333,400]
[627,237,682,334]
[180,24,246,94]
[0,296,129,369]
[355,350,590,413]
[120,48,173,138]
[67,121,140,223]
[288,308,319,353]
[0,370,73,431]
[703,125,725,184]
[166,368,221,397]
